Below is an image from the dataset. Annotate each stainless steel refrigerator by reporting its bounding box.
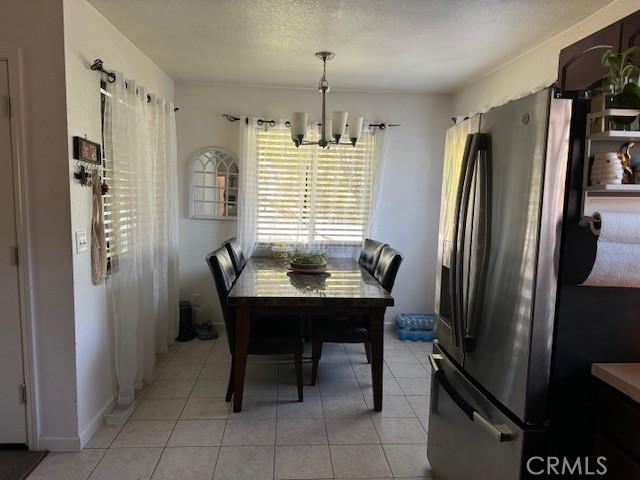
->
[427,88,640,479]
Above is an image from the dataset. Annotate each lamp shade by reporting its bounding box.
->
[291,112,308,138]
[349,116,364,140]
[332,111,348,139]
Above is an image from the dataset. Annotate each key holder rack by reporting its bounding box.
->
[72,135,102,187]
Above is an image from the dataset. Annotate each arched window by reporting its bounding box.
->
[189,147,238,219]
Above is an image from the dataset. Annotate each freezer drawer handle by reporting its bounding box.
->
[429,353,511,443]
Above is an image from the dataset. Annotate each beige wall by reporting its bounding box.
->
[453,0,640,116]
[63,0,174,448]
[176,83,451,326]
[0,0,78,450]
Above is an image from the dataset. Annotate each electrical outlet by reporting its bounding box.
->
[76,230,88,253]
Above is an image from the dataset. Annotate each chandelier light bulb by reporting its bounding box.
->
[349,116,364,145]
[332,111,348,142]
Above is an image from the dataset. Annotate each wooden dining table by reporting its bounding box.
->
[227,256,394,412]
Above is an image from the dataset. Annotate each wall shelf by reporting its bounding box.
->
[585,185,640,196]
[589,131,640,142]
[581,110,640,223]
[587,109,640,141]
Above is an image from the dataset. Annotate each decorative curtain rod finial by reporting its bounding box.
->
[90,59,116,83]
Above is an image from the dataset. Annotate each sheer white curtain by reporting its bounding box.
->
[104,75,179,406]
[366,125,390,237]
[237,117,258,257]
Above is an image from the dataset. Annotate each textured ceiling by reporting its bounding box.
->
[87,0,613,93]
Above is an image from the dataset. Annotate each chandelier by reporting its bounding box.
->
[290,52,364,148]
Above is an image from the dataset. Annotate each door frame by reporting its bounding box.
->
[0,47,38,449]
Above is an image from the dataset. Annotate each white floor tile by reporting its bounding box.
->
[276,417,328,445]
[132,398,186,420]
[84,424,122,449]
[329,444,392,478]
[111,420,175,448]
[190,379,229,398]
[372,418,427,444]
[150,446,218,480]
[277,396,324,418]
[88,448,162,480]
[383,444,431,478]
[222,418,276,446]
[167,419,226,446]
[181,397,230,420]
[28,450,105,480]
[325,416,380,445]
[229,397,277,419]
[366,395,415,418]
[274,445,333,479]
[213,446,274,480]
[321,395,369,417]
[147,379,195,398]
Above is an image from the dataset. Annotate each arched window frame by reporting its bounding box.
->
[189,146,239,220]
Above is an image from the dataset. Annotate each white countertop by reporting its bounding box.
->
[592,363,640,403]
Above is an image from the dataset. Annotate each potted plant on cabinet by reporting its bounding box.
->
[600,47,640,130]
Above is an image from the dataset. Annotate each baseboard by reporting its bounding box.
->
[78,395,117,449]
[38,435,81,452]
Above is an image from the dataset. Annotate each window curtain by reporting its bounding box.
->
[366,125,390,238]
[237,117,258,257]
[104,75,179,406]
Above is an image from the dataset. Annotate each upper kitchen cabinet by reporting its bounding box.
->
[621,11,640,49]
[558,10,640,91]
[557,23,620,91]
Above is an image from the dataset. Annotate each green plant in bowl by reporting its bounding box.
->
[600,47,640,127]
[291,250,327,266]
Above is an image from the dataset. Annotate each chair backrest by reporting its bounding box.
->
[358,238,388,274]
[205,247,237,351]
[373,245,403,293]
[224,237,246,276]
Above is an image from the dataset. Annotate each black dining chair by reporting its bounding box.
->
[223,237,246,276]
[358,238,388,274]
[206,247,304,402]
[310,244,403,386]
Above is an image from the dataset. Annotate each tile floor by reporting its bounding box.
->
[28,328,433,479]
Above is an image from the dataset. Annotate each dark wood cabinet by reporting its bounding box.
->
[557,9,640,91]
[558,23,619,91]
[621,12,640,50]
[593,379,640,479]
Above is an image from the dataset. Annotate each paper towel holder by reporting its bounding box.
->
[579,212,601,236]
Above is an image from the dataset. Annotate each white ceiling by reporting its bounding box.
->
[88,0,613,93]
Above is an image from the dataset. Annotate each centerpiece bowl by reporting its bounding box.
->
[289,251,328,274]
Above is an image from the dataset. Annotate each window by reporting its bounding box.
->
[189,147,239,219]
[256,127,375,245]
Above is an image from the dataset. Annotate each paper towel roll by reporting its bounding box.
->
[583,211,640,288]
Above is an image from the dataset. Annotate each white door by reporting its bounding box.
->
[0,59,28,444]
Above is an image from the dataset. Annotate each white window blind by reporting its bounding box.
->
[256,127,375,245]
[100,85,131,262]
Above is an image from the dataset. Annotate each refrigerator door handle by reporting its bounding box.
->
[449,134,473,347]
[450,133,478,348]
[464,134,492,352]
[429,353,511,443]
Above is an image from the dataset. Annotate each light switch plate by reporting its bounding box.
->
[76,230,88,253]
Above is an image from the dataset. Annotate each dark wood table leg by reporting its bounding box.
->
[369,308,385,411]
[233,305,250,412]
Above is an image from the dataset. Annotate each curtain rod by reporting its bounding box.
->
[222,114,400,129]
[91,59,180,112]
